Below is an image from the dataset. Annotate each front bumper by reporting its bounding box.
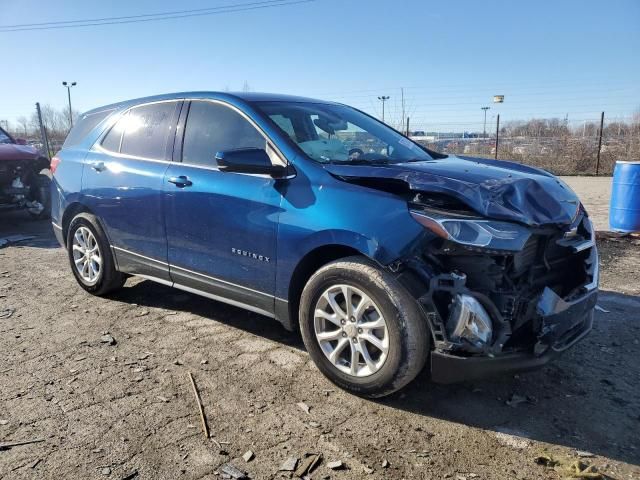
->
[430,288,597,383]
[52,221,65,247]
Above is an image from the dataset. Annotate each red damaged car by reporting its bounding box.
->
[0,125,50,218]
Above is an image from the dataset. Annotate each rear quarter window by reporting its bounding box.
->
[101,111,127,152]
[62,108,115,148]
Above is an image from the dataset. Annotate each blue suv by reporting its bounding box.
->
[52,92,598,397]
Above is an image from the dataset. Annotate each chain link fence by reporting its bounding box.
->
[412,116,640,176]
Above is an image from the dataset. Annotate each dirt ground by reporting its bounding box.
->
[559,177,612,232]
[1,208,639,480]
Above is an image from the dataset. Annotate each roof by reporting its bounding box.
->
[230,91,333,104]
[83,91,337,117]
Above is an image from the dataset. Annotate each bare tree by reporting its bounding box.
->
[16,116,29,137]
[26,104,81,142]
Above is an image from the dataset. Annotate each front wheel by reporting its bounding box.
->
[299,256,429,398]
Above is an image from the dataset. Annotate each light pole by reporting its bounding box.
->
[377,96,390,122]
[62,81,77,128]
[481,106,490,138]
[493,95,504,159]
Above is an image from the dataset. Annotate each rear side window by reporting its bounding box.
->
[63,108,115,148]
[100,102,178,159]
[182,101,266,167]
[119,102,178,160]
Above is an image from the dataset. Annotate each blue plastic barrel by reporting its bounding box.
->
[610,161,640,232]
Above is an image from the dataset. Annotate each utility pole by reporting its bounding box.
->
[378,96,390,123]
[62,81,77,128]
[595,111,605,175]
[494,114,500,160]
[481,107,490,138]
[36,102,51,161]
[406,117,410,137]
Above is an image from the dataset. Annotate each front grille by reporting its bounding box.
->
[512,236,539,276]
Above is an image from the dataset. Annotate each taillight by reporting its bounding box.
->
[50,156,61,174]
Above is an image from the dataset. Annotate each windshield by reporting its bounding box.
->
[254,101,433,164]
[0,127,13,144]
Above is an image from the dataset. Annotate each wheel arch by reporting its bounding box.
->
[283,244,370,331]
[61,202,96,247]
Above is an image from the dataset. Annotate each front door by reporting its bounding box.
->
[163,100,283,316]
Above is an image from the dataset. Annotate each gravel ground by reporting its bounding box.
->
[0,209,639,480]
[559,176,612,232]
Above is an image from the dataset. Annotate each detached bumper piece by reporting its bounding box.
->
[430,290,595,384]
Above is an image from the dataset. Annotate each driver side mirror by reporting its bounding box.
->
[216,148,288,178]
[15,138,27,145]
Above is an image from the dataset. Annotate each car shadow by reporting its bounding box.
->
[109,277,640,467]
[108,278,305,351]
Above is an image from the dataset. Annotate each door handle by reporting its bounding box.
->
[91,161,106,172]
[167,175,193,188]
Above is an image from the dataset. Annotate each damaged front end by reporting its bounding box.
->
[323,156,599,382]
[399,194,598,383]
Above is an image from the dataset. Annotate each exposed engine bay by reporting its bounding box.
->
[402,193,598,363]
[0,159,50,217]
[0,126,51,218]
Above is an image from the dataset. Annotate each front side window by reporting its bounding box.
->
[254,101,433,165]
[182,101,266,167]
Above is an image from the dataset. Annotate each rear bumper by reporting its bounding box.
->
[430,289,596,384]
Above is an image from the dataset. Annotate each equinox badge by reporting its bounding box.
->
[231,247,271,263]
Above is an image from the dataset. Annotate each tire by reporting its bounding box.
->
[28,172,52,220]
[299,256,429,398]
[67,213,126,296]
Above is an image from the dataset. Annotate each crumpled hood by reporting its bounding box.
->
[0,143,39,161]
[323,155,581,227]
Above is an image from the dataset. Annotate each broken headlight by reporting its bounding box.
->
[410,210,531,251]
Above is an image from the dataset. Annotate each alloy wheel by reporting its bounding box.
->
[72,226,102,285]
[314,284,389,377]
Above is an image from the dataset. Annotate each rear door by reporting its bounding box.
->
[81,100,182,281]
[163,100,283,316]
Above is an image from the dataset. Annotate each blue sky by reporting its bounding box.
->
[2,0,639,132]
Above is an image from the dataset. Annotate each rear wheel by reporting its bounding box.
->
[299,256,429,398]
[67,213,125,295]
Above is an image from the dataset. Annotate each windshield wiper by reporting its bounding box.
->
[327,158,391,166]
[402,159,430,163]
